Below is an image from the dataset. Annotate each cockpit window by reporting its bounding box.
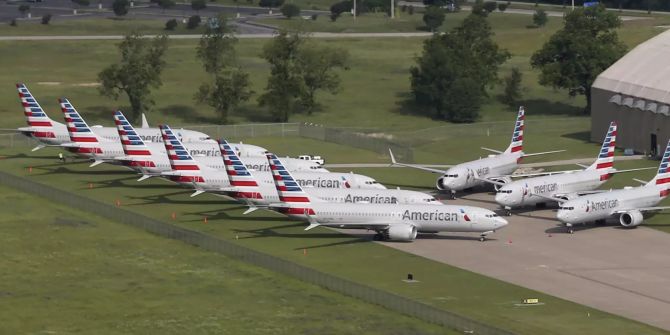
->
[445,174,459,178]
[497,190,512,194]
[484,214,500,218]
[559,206,574,210]
[364,181,379,184]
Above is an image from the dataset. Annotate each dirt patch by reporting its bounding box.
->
[72,82,100,87]
[37,82,62,86]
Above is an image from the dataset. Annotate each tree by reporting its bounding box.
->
[422,6,445,32]
[259,0,284,9]
[165,18,178,30]
[98,32,169,121]
[112,0,129,16]
[258,30,306,122]
[330,0,351,21]
[297,44,349,114]
[531,5,626,113]
[410,13,510,122]
[423,0,447,6]
[501,67,522,108]
[158,0,175,12]
[41,13,52,25]
[483,1,497,13]
[498,2,508,11]
[18,4,30,17]
[533,9,547,27]
[195,15,252,123]
[187,15,201,29]
[471,0,488,16]
[280,3,301,18]
[191,0,206,12]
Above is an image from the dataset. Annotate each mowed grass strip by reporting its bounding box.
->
[1,147,666,335]
[0,183,456,335]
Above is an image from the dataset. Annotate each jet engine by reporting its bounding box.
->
[384,225,417,241]
[436,176,448,191]
[490,176,512,191]
[619,210,644,228]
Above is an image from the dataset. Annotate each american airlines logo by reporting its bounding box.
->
[402,210,458,221]
[476,167,490,176]
[296,178,344,188]
[533,182,557,195]
[344,194,398,204]
[587,199,618,212]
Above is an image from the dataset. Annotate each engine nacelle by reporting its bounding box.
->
[555,193,581,202]
[619,210,644,228]
[384,225,417,241]
[491,176,512,191]
[436,176,448,191]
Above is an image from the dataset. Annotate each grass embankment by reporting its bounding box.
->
[0,147,666,335]
[0,183,453,334]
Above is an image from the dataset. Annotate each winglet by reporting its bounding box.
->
[388,148,397,165]
[190,190,205,197]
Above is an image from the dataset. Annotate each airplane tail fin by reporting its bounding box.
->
[160,124,205,183]
[647,138,670,197]
[220,139,263,200]
[16,83,59,140]
[59,98,104,155]
[586,121,616,176]
[114,110,155,168]
[267,153,315,215]
[504,106,525,154]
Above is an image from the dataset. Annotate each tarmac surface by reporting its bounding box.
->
[374,192,670,331]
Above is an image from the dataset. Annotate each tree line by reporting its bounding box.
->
[410,4,625,122]
[97,15,348,123]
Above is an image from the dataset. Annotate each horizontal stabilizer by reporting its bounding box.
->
[31,144,46,152]
[137,174,153,182]
[481,147,503,154]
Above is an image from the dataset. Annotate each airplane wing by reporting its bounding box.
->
[528,192,568,203]
[609,167,656,175]
[388,149,448,174]
[474,176,506,186]
[614,207,670,214]
[522,149,566,157]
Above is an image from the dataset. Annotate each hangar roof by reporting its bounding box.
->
[593,29,670,108]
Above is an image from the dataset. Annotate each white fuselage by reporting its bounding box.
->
[556,186,664,224]
[437,153,520,191]
[174,169,386,191]
[281,203,507,234]
[496,169,608,208]
[231,184,439,206]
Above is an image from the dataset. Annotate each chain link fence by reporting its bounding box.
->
[0,133,37,149]
[0,171,515,335]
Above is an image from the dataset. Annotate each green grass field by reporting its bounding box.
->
[0,183,457,334]
[0,17,211,36]
[0,147,666,335]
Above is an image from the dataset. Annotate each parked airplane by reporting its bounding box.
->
[158,125,385,195]
[15,84,212,150]
[494,121,652,214]
[261,153,508,241]
[551,138,670,233]
[390,107,563,198]
[218,139,440,207]
[113,111,325,179]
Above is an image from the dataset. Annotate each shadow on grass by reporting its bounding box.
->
[125,192,232,206]
[32,166,132,177]
[160,104,217,125]
[561,131,591,142]
[519,99,584,116]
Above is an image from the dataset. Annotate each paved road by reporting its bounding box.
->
[0,32,432,41]
[341,191,670,331]
[324,155,645,169]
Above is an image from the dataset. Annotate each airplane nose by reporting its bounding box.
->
[496,217,509,228]
[494,192,508,206]
[556,210,568,223]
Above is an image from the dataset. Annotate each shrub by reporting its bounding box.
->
[10,19,17,26]
[497,2,507,11]
[483,1,496,13]
[280,3,300,18]
[187,14,201,29]
[41,13,52,24]
[311,13,318,20]
[165,18,178,30]
[408,5,414,14]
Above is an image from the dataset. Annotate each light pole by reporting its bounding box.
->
[572,0,574,10]
[391,0,394,18]
[353,0,356,21]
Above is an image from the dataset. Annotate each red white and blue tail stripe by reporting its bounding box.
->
[160,125,200,171]
[220,139,263,199]
[587,121,616,180]
[650,138,670,197]
[114,110,155,168]
[17,83,56,139]
[60,98,98,143]
[267,153,315,215]
[160,125,204,183]
[505,106,525,154]
[17,83,52,128]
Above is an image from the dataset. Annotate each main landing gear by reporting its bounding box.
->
[373,232,386,241]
